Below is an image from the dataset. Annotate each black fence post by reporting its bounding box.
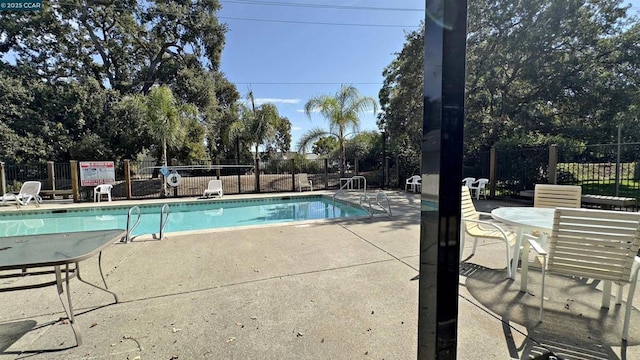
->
[382,131,386,189]
[549,144,558,184]
[291,159,296,192]
[324,158,329,190]
[489,146,496,198]
[254,158,260,193]
[0,162,5,195]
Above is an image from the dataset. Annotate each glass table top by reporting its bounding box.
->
[0,229,125,270]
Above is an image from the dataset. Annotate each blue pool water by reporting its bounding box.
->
[0,196,368,238]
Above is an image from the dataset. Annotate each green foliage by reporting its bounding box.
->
[126,85,202,166]
[312,136,338,156]
[379,1,640,182]
[229,92,291,160]
[0,1,239,163]
[344,131,382,172]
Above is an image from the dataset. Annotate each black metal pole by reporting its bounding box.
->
[418,1,467,359]
[236,137,241,194]
[382,131,386,189]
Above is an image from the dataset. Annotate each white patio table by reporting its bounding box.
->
[490,207,555,280]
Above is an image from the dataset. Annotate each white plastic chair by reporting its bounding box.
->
[405,175,421,192]
[462,177,475,188]
[93,184,113,202]
[461,186,517,278]
[203,179,223,198]
[522,207,640,341]
[1,181,42,208]
[297,173,313,192]
[469,178,489,199]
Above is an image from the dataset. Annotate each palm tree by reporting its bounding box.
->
[125,85,198,195]
[229,91,285,160]
[299,84,378,176]
[144,86,198,168]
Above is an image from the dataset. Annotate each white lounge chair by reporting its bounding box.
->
[203,179,223,198]
[1,181,42,208]
[94,184,113,202]
[297,173,313,192]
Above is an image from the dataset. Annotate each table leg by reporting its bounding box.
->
[511,227,524,280]
[55,265,82,346]
[75,252,119,303]
[520,239,530,293]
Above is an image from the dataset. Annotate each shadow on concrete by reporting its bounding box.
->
[0,320,37,352]
[461,261,637,359]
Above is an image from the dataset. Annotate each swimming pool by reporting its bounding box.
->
[0,195,369,238]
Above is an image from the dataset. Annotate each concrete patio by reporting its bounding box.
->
[1,191,640,359]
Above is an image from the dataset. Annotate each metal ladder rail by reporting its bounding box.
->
[333,175,368,206]
[155,204,170,240]
[358,194,374,219]
[124,206,141,243]
[376,191,392,216]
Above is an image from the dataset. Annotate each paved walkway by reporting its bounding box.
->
[0,191,639,359]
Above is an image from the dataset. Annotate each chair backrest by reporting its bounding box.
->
[408,175,421,184]
[207,179,222,190]
[462,177,475,187]
[534,184,581,208]
[95,184,112,193]
[297,173,309,182]
[474,178,489,189]
[547,207,640,282]
[461,186,480,228]
[20,181,41,195]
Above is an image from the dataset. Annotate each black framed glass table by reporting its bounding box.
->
[0,229,126,346]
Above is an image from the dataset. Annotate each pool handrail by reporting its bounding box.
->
[376,191,392,216]
[333,176,367,207]
[156,204,170,240]
[124,205,141,243]
[357,191,392,219]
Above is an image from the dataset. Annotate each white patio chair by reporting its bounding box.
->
[1,181,42,208]
[534,184,582,208]
[203,179,223,198]
[469,178,489,199]
[297,173,313,192]
[529,183,583,246]
[462,177,475,188]
[405,175,421,192]
[522,207,640,341]
[93,184,113,202]
[461,186,517,278]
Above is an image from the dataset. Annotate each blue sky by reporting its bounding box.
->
[218,0,424,149]
[218,0,639,150]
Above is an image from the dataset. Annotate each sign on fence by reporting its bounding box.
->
[79,161,115,186]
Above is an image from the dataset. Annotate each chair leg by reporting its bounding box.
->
[504,240,512,279]
[623,260,640,341]
[624,283,635,341]
[602,280,612,308]
[539,255,547,322]
[471,238,478,256]
[521,240,530,289]
[616,284,624,305]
